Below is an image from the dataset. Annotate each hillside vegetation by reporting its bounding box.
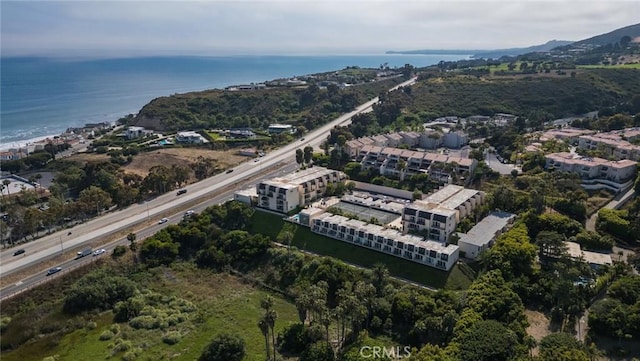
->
[402,69,640,119]
[132,77,403,132]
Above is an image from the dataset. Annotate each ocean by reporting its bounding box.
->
[0,54,468,149]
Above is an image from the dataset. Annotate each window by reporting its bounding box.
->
[418,247,426,255]
[429,250,437,258]
[386,239,394,246]
[407,245,414,252]
[358,231,364,237]
[441,254,448,261]
[404,208,416,216]
[368,234,374,240]
[396,241,405,249]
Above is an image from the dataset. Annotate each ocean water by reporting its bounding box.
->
[1,54,467,148]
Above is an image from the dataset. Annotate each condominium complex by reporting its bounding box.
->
[545,152,637,192]
[402,185,485,242]
[577,128,640,161]
[344,130,468,158]
[356,145,477,183]
[457,211,516,260]
[257,167,347,213]
[310,212,459,270]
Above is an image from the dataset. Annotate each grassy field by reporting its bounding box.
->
[1,263,298,361]
[249,210,474,290]
[577,63,640,69]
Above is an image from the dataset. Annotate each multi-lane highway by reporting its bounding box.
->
[0,76,417,300]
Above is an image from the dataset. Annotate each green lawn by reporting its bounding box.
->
[2,265,298,361]
[249,211,474,290]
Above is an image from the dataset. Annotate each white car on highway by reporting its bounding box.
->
[158,217,169,224]
[93,249,106,257]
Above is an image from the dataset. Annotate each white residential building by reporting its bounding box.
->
[311,212,459,271]
[457,211,516,259]
[257,167,347,213]
[176,131,205,144]
[125,126,150,139]
[578,130,640,161]
[402,185,485,242]
[268,124,294,134]
[443,131,468,149]
[545,152,637,192]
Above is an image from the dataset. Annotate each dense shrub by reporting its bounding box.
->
[573,231,613,250]
[99,330,115,341]
[63,269,137,315]
[162,331,182,345]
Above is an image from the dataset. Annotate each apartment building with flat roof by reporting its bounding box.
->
[402,185,485,242]
[257,167,346,213]
[457,211,516,260]
[545,152,637,192]
[356,145,477,183]
[311,212,459,271]
[577,128,640,161]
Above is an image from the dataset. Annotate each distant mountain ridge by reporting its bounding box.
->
[571,23,640,47]
[386,40,573,59]
[387,22,640,59]
[470,40,573,59]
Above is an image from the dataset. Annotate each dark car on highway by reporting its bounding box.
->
[177,189,187,195]
[46,267,62,276]
[226,169,234,174]
[13,249,25,256]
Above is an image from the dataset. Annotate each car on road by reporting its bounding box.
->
[226,169,234,174]
[254,158,260,162]
[13,249,25,256]
[93,249,106,256]
[46,267,62,276]
[184,210,195,217]
[159,217,169,224]
[75,248,92,259]
[300,137,305,141]
[177,189,187,195]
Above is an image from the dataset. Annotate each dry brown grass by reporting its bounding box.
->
[122,148,247,177]
[67,148,249,178]
[526,310,552,356]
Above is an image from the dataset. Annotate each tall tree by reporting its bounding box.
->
[296,149,304,166]
[258,318,271,360]
[304,146,314,165]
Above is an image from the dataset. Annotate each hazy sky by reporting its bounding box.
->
[1,0,638,56]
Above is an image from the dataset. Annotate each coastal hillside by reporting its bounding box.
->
[397,68,640,119]
[132,75,403,132]
[571,22,640,47]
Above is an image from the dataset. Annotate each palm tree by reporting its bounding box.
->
[2,180,11,197]
[258,318,271,360]
[127,232,137,251]
[266,309,278,360]
[372,263,389,295]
